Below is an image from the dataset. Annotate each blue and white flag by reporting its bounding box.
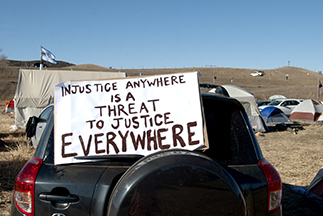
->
[41,46,57,64]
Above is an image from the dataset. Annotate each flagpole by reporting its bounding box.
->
[40,46,43,70]
[320,71,323,102]
[318,78,319,101]
[317,71,321,101]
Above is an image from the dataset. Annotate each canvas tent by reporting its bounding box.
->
[209,85,257,108]
[260,107,293,125]
[289,99,323,122]
[240,101,269,133]
[14,69,127,128]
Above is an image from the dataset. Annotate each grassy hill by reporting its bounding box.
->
[0,59,321,102]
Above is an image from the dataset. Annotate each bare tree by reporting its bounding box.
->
[0,47,8,60]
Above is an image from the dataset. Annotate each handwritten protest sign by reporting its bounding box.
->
[54,72,205,165]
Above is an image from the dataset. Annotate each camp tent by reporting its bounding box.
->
[240,101,269,133]
[209,85,257,107]
[4,99,14,113]
[269,95,286,102]
[289,99,323,122]
[209,85,267,132]
[260,107,293,125]
[289,167,323,208]
[14,69,127,128]
[304,167,323,208]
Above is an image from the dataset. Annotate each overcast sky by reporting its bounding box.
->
[1,0,322,71]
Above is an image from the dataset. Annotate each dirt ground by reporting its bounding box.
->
[1,61,323,215]
[257,124,323,215]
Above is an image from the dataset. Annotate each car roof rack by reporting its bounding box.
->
[199,83,230,97]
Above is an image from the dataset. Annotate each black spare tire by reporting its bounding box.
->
[107,149,246,216]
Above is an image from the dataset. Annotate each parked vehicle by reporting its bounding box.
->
[27,104,54,149]
[250,71,265,76]
[11,91,282,216]
[258,99,302,116]
[32,63,49,68]
[257,100,270,107]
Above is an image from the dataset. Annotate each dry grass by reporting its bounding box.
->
[257,124,323,215]
[0,110,15,132]
[0,141,34,215]
[0,105,34,215]
[257,125,323,187]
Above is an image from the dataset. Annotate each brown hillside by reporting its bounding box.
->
[0,59,321,102]
[63,63,113,71]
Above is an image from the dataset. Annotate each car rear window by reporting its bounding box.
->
[43,129,54,163]
[42,96,258,165]
[39,106,53,122]
[201,96,258,165]
[269,100,281,105]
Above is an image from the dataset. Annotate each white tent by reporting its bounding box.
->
[208,85,267,132]
[209,85,257,108]
[269,95,286,102]
[289,99,323,122]
[14,69,127,128]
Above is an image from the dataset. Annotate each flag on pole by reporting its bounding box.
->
[41,46,57,64]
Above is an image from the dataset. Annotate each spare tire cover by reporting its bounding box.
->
[107,149,246,216]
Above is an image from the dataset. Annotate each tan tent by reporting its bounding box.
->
[14,69,127,128]
[208,85,266,132]
[209,85,257,108]
[240,101,269,133]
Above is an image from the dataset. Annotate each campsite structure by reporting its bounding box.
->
[289,99,323,122]
[240,101,269,133]
[4,99,14,113]
[305,167,323,208]
[209,85,257,107]
[208,85,268,132]
[260,106,293,125]
[14,69,127,128]
[269,95,286,102]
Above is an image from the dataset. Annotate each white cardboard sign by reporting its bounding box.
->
[54,72,205,165]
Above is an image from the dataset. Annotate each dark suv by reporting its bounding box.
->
[11,92,282,216]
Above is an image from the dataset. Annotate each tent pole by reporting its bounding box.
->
[40,46,43,70]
